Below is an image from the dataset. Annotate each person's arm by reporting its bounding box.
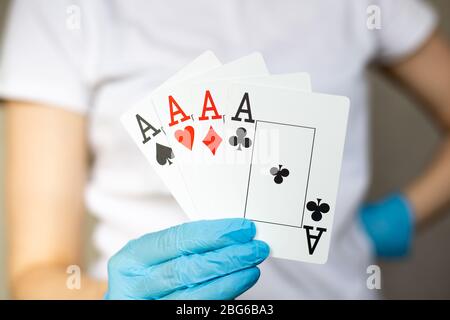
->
[360,30,450,258]
[381,30,450,227]
[5,101,107,299]
[5,101,269,300]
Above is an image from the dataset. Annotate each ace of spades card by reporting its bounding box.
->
[224,84,350,264]
[121,51,222,219]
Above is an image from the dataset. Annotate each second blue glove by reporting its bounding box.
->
[359,193,415,258]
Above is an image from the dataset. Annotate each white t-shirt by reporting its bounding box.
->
[0,0,436,299]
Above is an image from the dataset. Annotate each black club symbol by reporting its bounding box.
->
[306,198,330,222]
[229,127,252,151]
[270,165,290,184]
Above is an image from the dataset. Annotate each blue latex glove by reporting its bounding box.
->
[359,193,415,258]
[105,218,269,300]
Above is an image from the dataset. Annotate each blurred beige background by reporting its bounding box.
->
[0,0,7,299]
[0,1,449,299]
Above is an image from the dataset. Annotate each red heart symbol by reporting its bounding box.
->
[175,125,195,150]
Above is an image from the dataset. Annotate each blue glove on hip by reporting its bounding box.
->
[359,193,415,258]
[105,218,269,300]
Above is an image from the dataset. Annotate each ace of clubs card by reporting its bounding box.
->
[224,84,350,264]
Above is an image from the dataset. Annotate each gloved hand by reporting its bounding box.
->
[105,218,269,300]
[359,193,415,258]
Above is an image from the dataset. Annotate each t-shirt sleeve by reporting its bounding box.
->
[0,0,92,113]
[374,0,438,64]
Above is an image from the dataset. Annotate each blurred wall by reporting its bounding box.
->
[0,0,8,300]
[0,1,449,299]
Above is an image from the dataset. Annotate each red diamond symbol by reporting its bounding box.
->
[202,126,222,155]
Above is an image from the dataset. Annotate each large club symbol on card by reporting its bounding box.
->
[270,165,290,184]
[307,198,330,222]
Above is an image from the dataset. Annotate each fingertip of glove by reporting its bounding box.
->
[227,218,256,232]
[215,218,256,243]
[243,267,261,285]
[253,240,270,261]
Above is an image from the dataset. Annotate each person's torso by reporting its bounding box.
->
[85,0,376,299]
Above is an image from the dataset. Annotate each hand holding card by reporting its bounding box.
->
[121,51,350,264]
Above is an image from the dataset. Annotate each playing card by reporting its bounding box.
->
[245,122,314,228]
[225,84,349,264]
[180,72,313,219]
[152,71,312,219]
[121,51,221,218]
[150,53,270,217]
[122,49,348,264]
[233,72,312,92]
